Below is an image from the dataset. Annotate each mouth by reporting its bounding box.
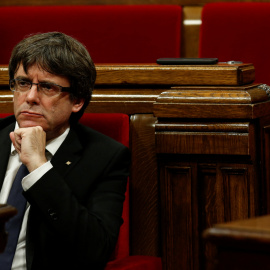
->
[20,111,43,118]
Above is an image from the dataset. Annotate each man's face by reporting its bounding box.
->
[13,63,83,140]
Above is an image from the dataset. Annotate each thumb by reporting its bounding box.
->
[9,131,16,147]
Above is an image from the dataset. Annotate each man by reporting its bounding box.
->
[0,32,130,270]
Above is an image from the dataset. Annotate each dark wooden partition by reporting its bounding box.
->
[1,63,269,269]
[153,82,270,269]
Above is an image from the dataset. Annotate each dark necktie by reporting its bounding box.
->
[0,164,29,269]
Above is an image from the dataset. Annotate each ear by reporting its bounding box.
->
[72,99,84,113]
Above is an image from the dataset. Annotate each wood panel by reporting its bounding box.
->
[160,162,197,270]
[156,132,250,155]
[259,115,270,215]
[221,166,255,221]
[263,125,270,212]
[129,114,160,256]
[159,156,258,270]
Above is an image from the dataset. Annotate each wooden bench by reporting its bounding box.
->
[1,62,270,270]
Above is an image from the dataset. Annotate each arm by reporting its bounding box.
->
[24,145,129,265]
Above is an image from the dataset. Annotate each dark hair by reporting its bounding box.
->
[9,32,96,124]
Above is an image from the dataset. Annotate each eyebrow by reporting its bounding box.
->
[14,76,57,84]
[14,76,31,81]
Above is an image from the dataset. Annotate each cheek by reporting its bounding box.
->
[13,94,23,110]
[41,98,59,115]
[45,98,72,118]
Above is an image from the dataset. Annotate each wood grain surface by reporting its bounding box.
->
[0,64,255,86]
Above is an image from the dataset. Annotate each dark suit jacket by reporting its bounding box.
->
[0,115,130,270]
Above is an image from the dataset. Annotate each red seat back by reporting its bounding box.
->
[79,113,130,260]
[0,5,182,64]
[199,3,270,85]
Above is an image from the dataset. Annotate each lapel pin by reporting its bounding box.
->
[66,161,72,165]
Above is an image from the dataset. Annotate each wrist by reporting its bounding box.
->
[25,158,48,173]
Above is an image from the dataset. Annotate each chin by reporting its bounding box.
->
[18,120,46,130]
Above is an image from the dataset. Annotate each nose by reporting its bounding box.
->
[26,83,40,104]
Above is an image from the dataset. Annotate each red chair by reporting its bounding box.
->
[0,113,162,269]
[79,113,162,270]
[0,5,182,64]
[199,3,270,85]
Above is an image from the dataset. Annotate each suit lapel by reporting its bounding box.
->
[50,127,83,176]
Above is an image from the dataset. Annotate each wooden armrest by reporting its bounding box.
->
[203,215,270,270]
[203,215,270,249]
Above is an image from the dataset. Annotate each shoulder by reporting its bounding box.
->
[71,123,128,152]
[69,123,130,170]
[0,115,16,131]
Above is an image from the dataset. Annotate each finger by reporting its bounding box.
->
[12,131,23,153]
[9,131,15,145]
[9,131,20,151]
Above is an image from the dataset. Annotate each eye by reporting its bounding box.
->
[18,80,31,88]
[39,82,54,91]
[39,82,61,96]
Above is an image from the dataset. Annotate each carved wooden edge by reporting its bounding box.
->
[0,204,17,253]
[155,122,250,132]
[0,63,255,86]
[153,84,270,119]
[203,215,270,250]
[159,84,270,104]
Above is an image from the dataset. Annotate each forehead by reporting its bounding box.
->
[15,63,70,85]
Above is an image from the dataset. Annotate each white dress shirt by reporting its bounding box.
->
[0,123,70,270]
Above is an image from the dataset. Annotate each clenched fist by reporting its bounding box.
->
[9,126,47,172]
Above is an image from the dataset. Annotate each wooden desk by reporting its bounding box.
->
[203,215,270,270]
[1,63,268,270]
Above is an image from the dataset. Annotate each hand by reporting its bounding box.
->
[10,126,47,172]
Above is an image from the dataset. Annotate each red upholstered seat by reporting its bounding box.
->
[79,113,130,261]
[0,5,181,64]
[105,255,162,270]
[79,114,162,270]
[199,3,270,85]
